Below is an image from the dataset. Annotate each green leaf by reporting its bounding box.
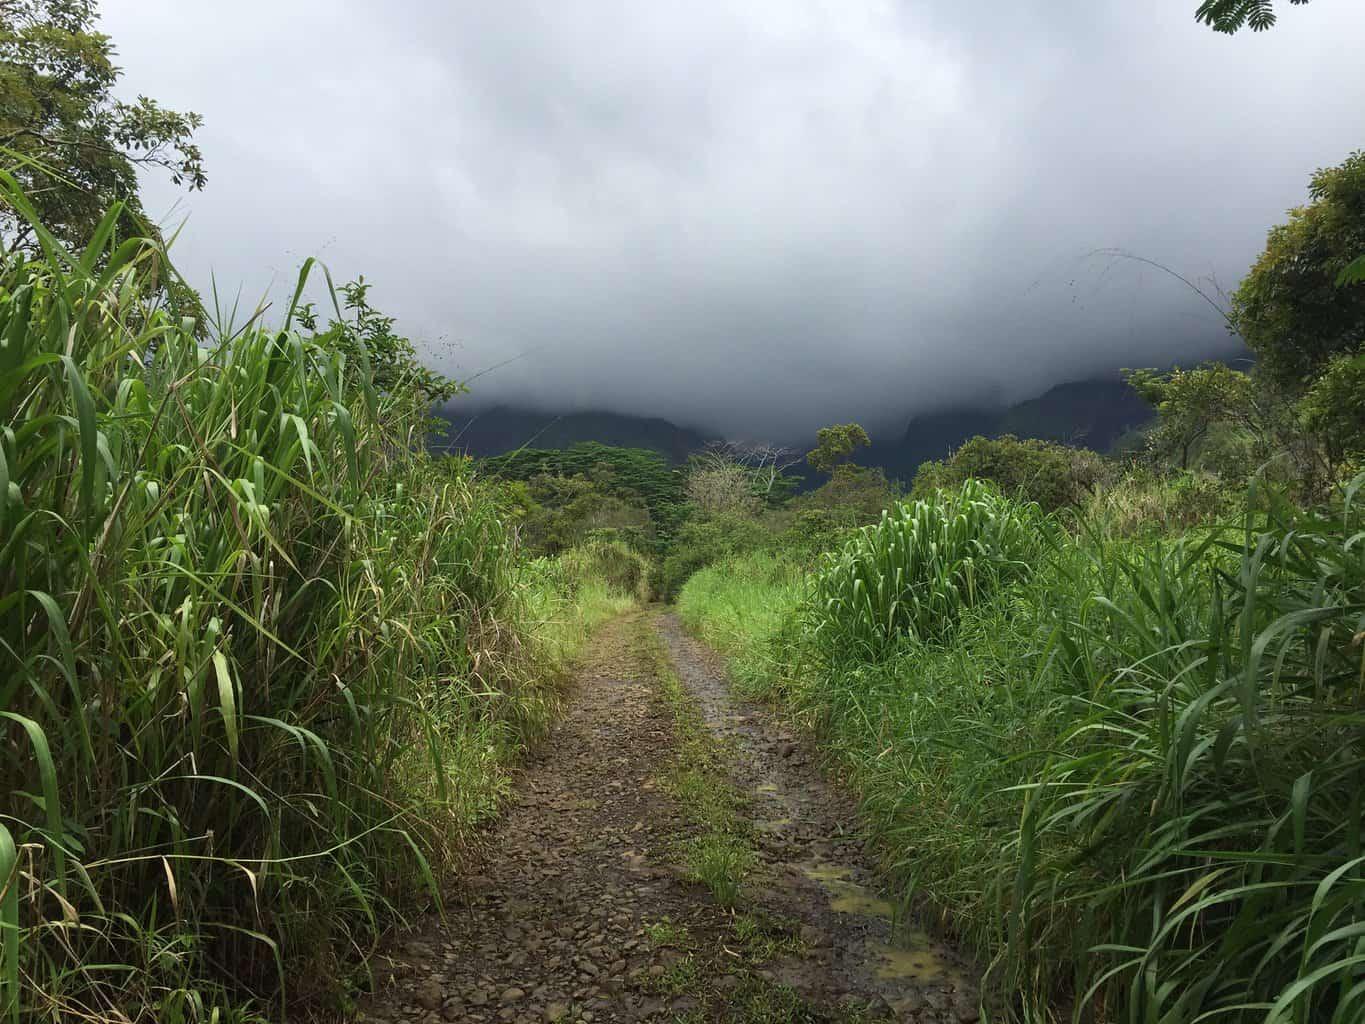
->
[61,355,98,536]
[1335,253,1365,287]
[212,651,240,765]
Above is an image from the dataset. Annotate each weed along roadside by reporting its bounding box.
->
[0,183,637,1019]
[353,610,982,1023]
[678,479,1365,1022]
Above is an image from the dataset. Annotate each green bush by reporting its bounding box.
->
[561,536,653,601]
[791,463,899,525]
[1300,346,1365,470]
[501,472,655,555]
[808,480,1042,659]
[912,433,1106,511]
[483,443,687,550]
[1083,467,1239,536]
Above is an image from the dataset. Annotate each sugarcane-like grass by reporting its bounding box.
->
[0,179,627,1021]
[679,477,1365,1023]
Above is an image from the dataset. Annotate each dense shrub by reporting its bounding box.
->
[482,442,687,548]
[791,463,899,525]
[911,433,1106,511]
[560,537,653,601]
[1082,467,1239,535]
[509,472,656,555]
[1300,346,1365,469]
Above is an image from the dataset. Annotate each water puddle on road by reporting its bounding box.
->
[827,882,894,917]
[799,862,894,918]
[755,817,792,833]
[801,863,851,884]
[868,938,963,984]
[798,861,967,988]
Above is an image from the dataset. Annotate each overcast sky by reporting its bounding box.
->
[101,1,1365,437]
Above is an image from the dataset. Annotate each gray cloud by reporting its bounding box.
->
[101,0,1365,436]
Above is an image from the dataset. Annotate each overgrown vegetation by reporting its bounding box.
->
[808,481,1040,657]
[482,442,686,556]
[673,152,1365,1023]
[912,434,1105,511]
[0,179,635,1020]
[682,475,1365,1022]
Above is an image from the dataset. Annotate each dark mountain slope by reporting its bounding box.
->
[435,405,708,464]
[436,374,1157,481]
[859,376,1155,483]
[995,378,1154,449]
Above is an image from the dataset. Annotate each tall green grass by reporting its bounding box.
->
[809,480,1041,659]
[676,550,803,693]
[680,477,1365,1022]
[1011,481,1365,1024]
[0,180,617,1020]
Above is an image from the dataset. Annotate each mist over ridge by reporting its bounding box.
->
[98,0,1365,438]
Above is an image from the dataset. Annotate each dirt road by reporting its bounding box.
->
[354,611,978,1024]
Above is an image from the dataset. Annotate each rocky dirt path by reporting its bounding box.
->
[354,610,979,1024]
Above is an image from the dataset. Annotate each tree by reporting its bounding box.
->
[698,440,801,499]
[806,423,871,474]
[685,461,761,518]
[1125,363,1255,470]
[794,463,896,525]
[1299,349,1365,469]
[481,443,688,546]
[1195,0,1310,33]
[0,0,205,251]
[514,473,653,555]
[299,276,462,416]
[1230,151,1365,393]
[685,464,761,518]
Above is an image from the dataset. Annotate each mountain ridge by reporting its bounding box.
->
[438,374,1157,478]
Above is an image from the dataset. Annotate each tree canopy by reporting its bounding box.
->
[1231,150,1365,393]
[1125,363,1256,470]
[481,442,687,538]
[912,434,1106,511]
[1299,350,1365,467]
[806,423,871,474]
[0,0,205,250]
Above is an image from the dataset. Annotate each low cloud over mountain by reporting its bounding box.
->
[106,0,1365,436]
